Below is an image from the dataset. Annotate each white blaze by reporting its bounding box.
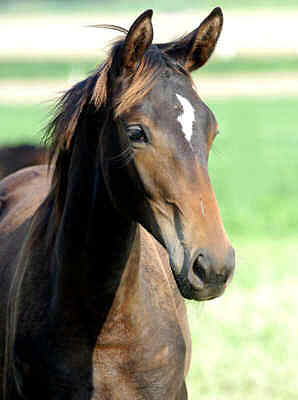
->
[176,94,195,143]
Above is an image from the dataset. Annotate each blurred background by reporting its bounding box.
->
[1,1,298,399]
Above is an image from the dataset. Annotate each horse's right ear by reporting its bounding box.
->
[158,7,223,72]
[122,9,153,71]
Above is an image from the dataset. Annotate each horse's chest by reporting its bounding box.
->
[91,234,189,399]
[92,311,186,399]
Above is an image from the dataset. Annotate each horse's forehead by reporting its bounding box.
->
[147,72,212,139]
[158,69,193,98]
[149,71,206,118]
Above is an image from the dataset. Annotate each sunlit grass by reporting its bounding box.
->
[1,57,298,80]
[0,58,99,81]
[187,238,298,399]
[208,96,298,238]
[0,103,48,144]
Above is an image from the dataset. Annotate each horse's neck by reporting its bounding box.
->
[12,152,142,397]
[50,154,139,340]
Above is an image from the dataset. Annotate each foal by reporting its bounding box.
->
[0,8,234,400]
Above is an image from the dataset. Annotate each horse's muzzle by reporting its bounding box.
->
[174,247,235,301]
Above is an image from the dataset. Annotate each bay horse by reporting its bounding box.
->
[0,145,48,180]
[0,8,235,400]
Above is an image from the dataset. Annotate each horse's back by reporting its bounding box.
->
[0,145,48,180]
[0,165,51,236]
[0,166,51,396]
[0,164,51,319]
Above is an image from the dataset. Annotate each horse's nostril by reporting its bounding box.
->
[216,272,229,285]
[191,250,234,287]
[193,255,207,283]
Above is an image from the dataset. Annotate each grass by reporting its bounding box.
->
[187,237,298,399]
[0,59,99,81]
[2,0,298,14]
[1,57,298,81]
[207,96,298,239]
[0,104,49,145]
[197,56,298,76]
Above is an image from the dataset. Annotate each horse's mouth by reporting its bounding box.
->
[190,285,226,301]
[178,281,226,301]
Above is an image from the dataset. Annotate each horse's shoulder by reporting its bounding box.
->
[0,165,52,235]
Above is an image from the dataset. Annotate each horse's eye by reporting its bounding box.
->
[126,125,148,143]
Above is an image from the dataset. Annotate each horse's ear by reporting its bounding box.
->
[122,9,153,71]
[159,7,223,72]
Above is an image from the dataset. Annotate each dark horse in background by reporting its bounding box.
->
[0,8,235,400]
[0,145,47,180]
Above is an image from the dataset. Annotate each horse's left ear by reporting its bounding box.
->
[122,9,153,71]
[159,7,223,72]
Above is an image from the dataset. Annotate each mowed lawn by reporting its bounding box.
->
[1,57,298,80]
[187,236,298,400]
[1,97,298,398]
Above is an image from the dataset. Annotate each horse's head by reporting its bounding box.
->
[49,9,234,301]
[98,8,235,301]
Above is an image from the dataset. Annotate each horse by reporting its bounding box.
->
[0,145,48,181]
[0,8,235,399]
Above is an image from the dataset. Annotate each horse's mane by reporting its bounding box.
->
[42,39,180,223]
[44,40,175,170]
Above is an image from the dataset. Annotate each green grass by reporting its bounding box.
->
[1,56,298,80]
[208,96,298,239]
[187,237,298,400]
[2,0,298,14]
[0,59,99,81]
[197,56,298,76]
[0,104,49,145]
